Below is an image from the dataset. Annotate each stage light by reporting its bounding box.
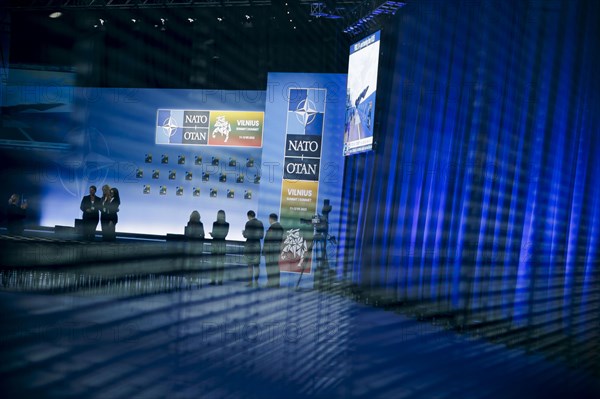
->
[187,18,195,23]
[217,17,223,22]
[93,18,106,30]
[131,18,141,31]
[49,11,62,19]
[243,15,253,28]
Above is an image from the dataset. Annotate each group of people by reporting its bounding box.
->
[185,209,230,286]
[185,209,284,288]
[80,185,121,242]
[8,186,284,288]
[4,186,119,240]
[242,210,285,288]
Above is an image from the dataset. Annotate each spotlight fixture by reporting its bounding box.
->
[187,18,195,23]
[93,18,106,30]
[49,11,62,19]
[243,14,253,28]
[217,17,223,22]
[158,17,167,31]
[131,18,141,31]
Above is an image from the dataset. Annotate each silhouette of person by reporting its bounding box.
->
[80,185,101,241]
[242,210,264,287]
[184,210,206,280]
[185,210,205,239]
[263,213,284,288]
[100,187,120,241]
[6,194,27,235]
[209,210,229,285]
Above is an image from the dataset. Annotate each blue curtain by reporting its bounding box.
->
[338,0,600,360]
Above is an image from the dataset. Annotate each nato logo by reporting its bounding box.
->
[287,88,326,135]
[156,109,184,144]
[285,134,322,158]
[283,157,320,181]
[182,110,209,145]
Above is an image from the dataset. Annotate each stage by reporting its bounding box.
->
[1,236,599,398]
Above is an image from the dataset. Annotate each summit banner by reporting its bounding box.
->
[259,73,346,286]
[156,109,263,147]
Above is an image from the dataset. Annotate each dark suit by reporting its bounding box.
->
[185,221,205,277]
[243,218,264,284]
[263,222,284,287]
[80,194,101,240]
[210,221,229,284]
[100,198,120,241]
[6,203,26,235]
[185,221,205,240]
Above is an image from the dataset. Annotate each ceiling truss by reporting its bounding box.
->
[4,1,365,11]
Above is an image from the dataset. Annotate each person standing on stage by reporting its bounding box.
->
[100,187,120,241]
[185,210,205,240]
[99,184,110,240]
[6,193,28,235]
[242,210,264,287]
[80,185,101,241]
[209,209,229,285]
[263,213,284,288]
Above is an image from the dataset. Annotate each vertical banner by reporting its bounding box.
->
[260,73,346,287]
[279,88,326,274]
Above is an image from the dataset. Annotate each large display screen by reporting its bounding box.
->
[343,30,381,156]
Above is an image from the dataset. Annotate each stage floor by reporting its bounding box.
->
[1,277,599,399]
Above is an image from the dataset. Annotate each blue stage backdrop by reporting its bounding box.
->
[339,0,600,367]
[1,75,346,252]
[1,86,267,240]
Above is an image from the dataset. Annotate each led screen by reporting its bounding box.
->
[344,30,381,156]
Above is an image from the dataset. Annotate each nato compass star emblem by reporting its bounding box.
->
[162,116,178,138]
[295,98,318,127]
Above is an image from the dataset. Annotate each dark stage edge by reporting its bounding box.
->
[1,281,599,399]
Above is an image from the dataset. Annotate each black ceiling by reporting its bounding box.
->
[5,1,375,89]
